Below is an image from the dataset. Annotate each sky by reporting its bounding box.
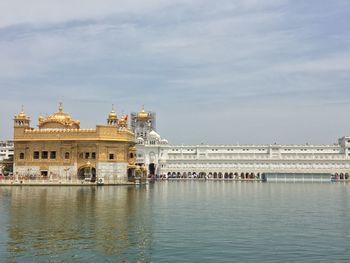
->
[0,0,350,145]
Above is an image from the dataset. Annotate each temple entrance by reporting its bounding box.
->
[78,167,96,182]
[149,163,156,176]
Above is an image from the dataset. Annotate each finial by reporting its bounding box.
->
[58,102,63,112]
[112,104,115,111]
[21,105,24,113]
[141,104,145,112]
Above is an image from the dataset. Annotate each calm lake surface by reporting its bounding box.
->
[0,181,349,262]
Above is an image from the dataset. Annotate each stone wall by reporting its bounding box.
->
[48,165,77,179]
[14,165,40,176]
[96,162,128,182]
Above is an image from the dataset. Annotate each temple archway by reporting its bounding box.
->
[128,168,133,180]
[78,166,96,181]
[199,172,206,178]
[149,163,156,176]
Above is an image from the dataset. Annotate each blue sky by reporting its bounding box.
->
[0,0,350,144]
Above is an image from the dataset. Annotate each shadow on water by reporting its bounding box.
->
[0,186,153,262]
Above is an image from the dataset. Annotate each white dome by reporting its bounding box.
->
[149,130,161,140]
[161,139,169,144]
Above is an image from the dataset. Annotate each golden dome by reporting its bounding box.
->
[14,106,30,121]
[109,110,117,119]
[107,105,118,126]
[39,102,80,129]
[108,105,117,120]
[136,106,150,120]
[17,111,30,120]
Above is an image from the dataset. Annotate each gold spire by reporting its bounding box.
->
[58,102,63,113]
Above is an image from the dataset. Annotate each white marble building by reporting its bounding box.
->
[133,108,350,179]
[0,141,14,161]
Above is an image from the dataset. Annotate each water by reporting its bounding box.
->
[0,182,349,262]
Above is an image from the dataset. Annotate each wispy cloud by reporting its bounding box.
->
[0,0,349,144]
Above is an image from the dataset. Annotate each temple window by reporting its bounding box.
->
[65,152,70,159]
[92,152,96,159]
[130,153,134,158]
[79,153,83,159]
[109,153,114,160]
[85,152,90,159]
[19,152,25,159]
[33,151,40,159]
[42,151,48,159]
[50,151,56,159]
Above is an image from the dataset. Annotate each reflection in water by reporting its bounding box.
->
[2,186,152,262]
[1,182,350,262]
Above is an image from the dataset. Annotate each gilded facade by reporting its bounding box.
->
[13,103,137,183]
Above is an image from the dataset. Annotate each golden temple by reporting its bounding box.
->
[13,103,140,184]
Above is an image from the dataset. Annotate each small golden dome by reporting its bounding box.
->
[109,110,117,118]
[107,104,118,120]
[15,106,30,121]
[107,105,118,126]
[18,111,29,119]
[136,106,150,120]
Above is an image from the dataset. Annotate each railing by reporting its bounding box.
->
[0,176,134,185]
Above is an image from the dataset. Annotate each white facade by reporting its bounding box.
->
[134,115,350,178]
[135,131,168,175]
[0,141,14,161]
